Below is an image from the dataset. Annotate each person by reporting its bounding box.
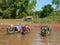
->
[40,26,50,36]
[24,24,30,32]
[7,24,14,33]
[9,24,14,30]
[44,27,49,35]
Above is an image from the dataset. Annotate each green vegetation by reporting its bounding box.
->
[0,0,36,19]
[52,0,60,9]
[0,0,60,23]
[39,11,60,23]
[0,11,60,23]
[39,4,53,18]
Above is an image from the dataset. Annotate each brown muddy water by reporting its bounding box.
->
[0,24,60,45]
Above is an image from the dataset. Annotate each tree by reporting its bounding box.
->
[52,0,60,9]
[40,4,53,18]
[0,0,36,19]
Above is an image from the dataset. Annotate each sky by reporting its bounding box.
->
[35,0,56,11]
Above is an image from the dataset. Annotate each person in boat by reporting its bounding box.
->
[8,24,14,30]
[24,24,30,32]
[21,24,30,35]
[7,24,14,33]
[44,27,49,34]
[40,26,50,36]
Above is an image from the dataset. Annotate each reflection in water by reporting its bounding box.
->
[18,35,30,45]
[0,29,60,45]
